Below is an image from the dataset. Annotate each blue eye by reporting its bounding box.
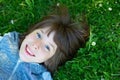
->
[36,32,41,39]
[45,45,50,51]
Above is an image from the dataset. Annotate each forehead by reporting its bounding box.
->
[39,27,55,37]
[40,27,52,33]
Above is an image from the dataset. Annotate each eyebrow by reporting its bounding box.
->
[41,30,44,33]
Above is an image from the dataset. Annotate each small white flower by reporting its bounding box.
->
[57,3,60,6]
[10,20,14,24]
[101,76,104,80]
[119,12,120,15]
[115,1,117,4]
[20,2,26,7]
[108,7,112,11]
[99,3,102,7]
[116,22,119,27]
[101,78,104,80]
[91,42,96,46]
[106,2,109,5]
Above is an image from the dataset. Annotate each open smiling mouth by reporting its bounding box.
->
[25,45,35,57]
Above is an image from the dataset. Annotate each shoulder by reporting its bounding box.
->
[0,32,10,41]
[42,71,53,80]
[19,62,53,80]
[38,64,53,80]
[0,36,3,41]
[1,31,19,38]
[5,31,19,39]
[0,31,20,51]
[36,64,53,80]
[1,31,19,42]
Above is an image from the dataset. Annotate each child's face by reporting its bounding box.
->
[19,27,57,63]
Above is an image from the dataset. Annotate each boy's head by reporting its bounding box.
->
[19,5,90,74]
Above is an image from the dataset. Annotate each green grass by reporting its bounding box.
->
[0,0,120,80]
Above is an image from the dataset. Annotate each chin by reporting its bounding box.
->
[19,54,27,62]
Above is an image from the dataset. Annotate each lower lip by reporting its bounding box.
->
[25,45,35,57]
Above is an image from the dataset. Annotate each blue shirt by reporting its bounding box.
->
[0,31,53,80]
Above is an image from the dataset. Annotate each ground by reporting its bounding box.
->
[0,0,120,80]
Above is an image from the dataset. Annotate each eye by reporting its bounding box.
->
[45,45,50,51]
[36,32,41,39]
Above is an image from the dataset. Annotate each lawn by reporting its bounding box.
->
[0,0,120,80]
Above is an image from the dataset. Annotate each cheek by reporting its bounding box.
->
[27,34,35,39]
[37,50,51,59]
[26,34,36,42]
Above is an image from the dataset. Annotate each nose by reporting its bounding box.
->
[32,40,41,50]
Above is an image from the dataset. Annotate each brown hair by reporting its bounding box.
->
[20,5,90,74]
